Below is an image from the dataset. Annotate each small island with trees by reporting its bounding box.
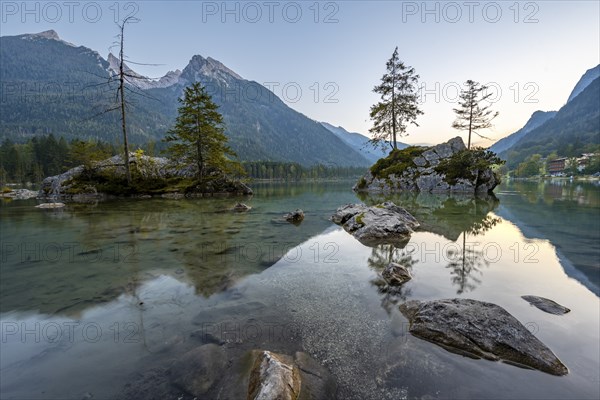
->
[356,47,504,194]
[39,81,251,200]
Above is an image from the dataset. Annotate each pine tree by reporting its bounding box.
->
[165,82,238,181]
[452,80,499,149]
[369,47,423,150]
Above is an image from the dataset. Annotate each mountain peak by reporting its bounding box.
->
[17,29,78,47]
[33,30,60,40]
[106,52,135,75]
[184,55,243,81]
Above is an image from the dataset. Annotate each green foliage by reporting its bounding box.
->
[357,176,367,189]
[164,82,241,181]
[434,148,505,185]
[370,146,425,179]
[514,154,542,177]
[583,155,600,174]
[0,135,117,184]
[369,47,423,150]
[68,140,114,170]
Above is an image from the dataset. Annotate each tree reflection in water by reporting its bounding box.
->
[445,214,501,294]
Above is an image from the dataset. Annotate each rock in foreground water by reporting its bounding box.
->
[169,344,227,396]
[331,202,419,246]
[522,295,571,315]
[399,298,568,376]
[248,351,301,400]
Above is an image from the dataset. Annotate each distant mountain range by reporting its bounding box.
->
[320,122,408,163]
[0,30,373,167]
[490,64,600,167]
[489,111,557,155]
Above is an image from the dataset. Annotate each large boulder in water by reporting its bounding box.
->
[331,202,419,246]
[399,298,568,376]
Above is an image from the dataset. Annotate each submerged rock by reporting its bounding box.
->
[294,352,337,400]
[331,202,419,246]
[169,344,227,396]
[382,262,412,286]
[284,209,305,224]
[399,298,568,376]
[248,351,301,400]
[522,295,571,315]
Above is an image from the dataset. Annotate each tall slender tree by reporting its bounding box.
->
[369,47,423,150]
[165,82,238,181]
[452,80,499,149]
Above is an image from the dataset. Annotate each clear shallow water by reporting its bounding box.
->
[1,180,599,399]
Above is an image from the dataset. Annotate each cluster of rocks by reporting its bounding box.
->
[330,200,570,377]
[354,137,498,194]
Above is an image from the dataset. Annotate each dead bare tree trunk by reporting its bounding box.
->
[118,19,132,185]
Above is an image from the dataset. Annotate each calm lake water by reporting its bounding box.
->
[1,180,599,399]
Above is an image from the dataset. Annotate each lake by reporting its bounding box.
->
[1,180,599,399]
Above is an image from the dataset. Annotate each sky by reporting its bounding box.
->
[1,0,599,145]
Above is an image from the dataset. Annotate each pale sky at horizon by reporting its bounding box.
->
[2,1,599,146]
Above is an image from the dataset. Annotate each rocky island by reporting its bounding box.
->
[354,137,503,194]
[38,152,252,201]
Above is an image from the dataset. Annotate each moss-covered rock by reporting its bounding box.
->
[354,137,503,194]
[370,146,425,179]
[39,153,252,200]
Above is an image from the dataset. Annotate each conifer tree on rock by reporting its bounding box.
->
[165,82,240,181]
[369,47,423,150]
